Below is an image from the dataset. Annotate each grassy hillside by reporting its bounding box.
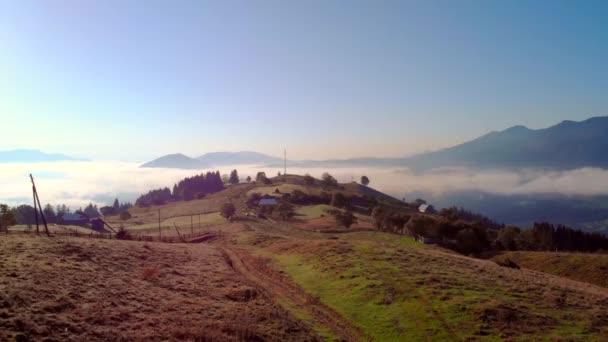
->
[493,251,608,288]
[8,175,607,340]
[233,227,608,341]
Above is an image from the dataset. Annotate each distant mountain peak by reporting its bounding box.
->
[0,149,85,163]
[502,125,529,132]
[140,154,206,169]
[402,116,608,170]
[141,151,282,169]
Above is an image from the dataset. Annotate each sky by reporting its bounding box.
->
[1,0,607,161]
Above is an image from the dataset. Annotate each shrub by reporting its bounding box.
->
[220,203,236,221]
[321,172,338,187]
[304,174,315,185]
[277,203,296,220]
[246,193,262,208]
[330,193,349,208]
[360,175,370,186]
[326,209,357,228]
[116,225,132,240]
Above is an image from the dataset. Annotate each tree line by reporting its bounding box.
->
[369,205,608,255]
[136,171,225,206]
[0,198,132,228]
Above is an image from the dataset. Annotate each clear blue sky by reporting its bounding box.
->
[1,0,607,161]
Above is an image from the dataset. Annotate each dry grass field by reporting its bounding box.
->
[0,235,314,341]
[492,251,608,288]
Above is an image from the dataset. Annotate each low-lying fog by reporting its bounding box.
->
[2,161,608,209]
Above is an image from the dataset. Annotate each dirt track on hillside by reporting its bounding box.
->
[219,245,369,341]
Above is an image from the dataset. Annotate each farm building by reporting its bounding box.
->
[61,213,89,226]
[418,204,436,214]
[259,198,278,206]
[415,235,439,244]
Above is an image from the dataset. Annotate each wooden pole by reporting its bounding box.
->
[34,190,50,237]
[30,174,49,236]
[158,209,161,238]
[32,182,39,235]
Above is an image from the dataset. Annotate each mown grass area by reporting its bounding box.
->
[252,234,608,341]
[493,251,608,288]
[124,212,224,232]
[338,231,421,247]
[246,184,308,197]
[295,204,334,220]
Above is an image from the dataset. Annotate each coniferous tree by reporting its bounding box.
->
[229,169,240,185]
[43,204,57,224]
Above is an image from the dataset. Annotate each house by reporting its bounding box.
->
[418,204,436,214]
[415,235,439,244]
[259,198,278,206]
[61,213,89,226]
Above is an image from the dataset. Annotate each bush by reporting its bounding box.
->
[116,225,131,240]
[330,193,349,208]
[246,193,262,208]
[278,203,296,220]
[326,209,357,228]
[304,174,315,185]
[321,172,338,187]
[220,203,236,221]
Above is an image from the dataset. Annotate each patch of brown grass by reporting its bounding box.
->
[0,235,316,341]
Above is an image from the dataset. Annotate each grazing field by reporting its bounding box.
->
[0,235,313,341]
[295,204,334,220]
[493,251,608,288]
[234,229,608,341]
[247,184,308,197]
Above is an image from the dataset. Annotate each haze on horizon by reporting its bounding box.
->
[1,1,607,161]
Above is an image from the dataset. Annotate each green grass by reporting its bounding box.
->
[271,243,482,341]
[258,236,607,341]
[295,204,334,220]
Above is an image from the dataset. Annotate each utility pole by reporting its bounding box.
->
[158,209,161,238]
[30,174,49,237]
[32,183,39,235]
[284,149,287,179]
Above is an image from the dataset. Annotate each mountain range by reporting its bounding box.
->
[401,116,608,170]
[140,151,282,169]
[141,116,608,170]
[0,149,85,163]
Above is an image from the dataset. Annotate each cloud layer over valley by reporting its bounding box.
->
[1,161,608,209]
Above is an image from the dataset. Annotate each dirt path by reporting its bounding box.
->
[219,245,369,341]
